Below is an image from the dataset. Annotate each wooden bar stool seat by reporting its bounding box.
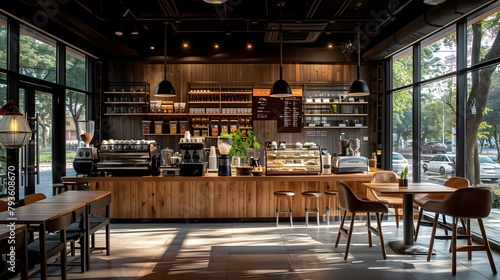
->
[301,191,322,226]
[52,183,67,196]
[273,191,294,226]
[63,181,89,191]
[324,190,339,225]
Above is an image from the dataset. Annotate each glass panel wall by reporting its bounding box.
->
[420,78,456,182]
[392,48,413,89]
[19,25,57,82]
[467,6,500,67]
[66,47,86,91]
[0,16,6,70]
[392,88,413,179]
[420,27,456,80]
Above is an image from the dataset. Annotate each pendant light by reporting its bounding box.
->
[348,24,370,97]
[270,1,292,98]
[0,102,31,149]
[155,22,175,97]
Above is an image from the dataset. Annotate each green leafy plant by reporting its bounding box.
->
[222,129,260,162]
[400,165,409,180]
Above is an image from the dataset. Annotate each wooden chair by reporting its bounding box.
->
[0,226,28,279]
[423,187,496,275]
[368,171,402,228]
[23,193,47,241]
[0,200,7,212]
[414,176,469,241]
[27,211,75,279]
[23,193,47,205]
[335,181,388,260]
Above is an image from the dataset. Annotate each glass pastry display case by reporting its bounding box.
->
[265,145,321,175]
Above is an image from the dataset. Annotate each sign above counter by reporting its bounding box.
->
[252,89,303,133]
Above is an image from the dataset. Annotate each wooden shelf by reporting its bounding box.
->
[303,126,368,129]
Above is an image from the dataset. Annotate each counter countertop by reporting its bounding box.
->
[63,170,378,183]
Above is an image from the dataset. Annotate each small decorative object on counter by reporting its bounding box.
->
[398,166,409,188]
[369,153,377,168]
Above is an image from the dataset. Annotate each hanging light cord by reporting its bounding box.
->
[278,2,284,80]
[356,24,361,80]
[163,23,168,80]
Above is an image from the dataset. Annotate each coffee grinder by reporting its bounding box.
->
[338,133,349,156]
[73,120,98,176]
[218,137,232,176]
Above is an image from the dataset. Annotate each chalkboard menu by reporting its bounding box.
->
[252,89,302,133]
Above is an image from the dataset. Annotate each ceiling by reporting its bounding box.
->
[0,0,493,62]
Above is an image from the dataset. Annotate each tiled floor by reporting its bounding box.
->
[30,216,499,280]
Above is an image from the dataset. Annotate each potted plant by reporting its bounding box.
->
[399,166,409,188]
[221,129,261,166]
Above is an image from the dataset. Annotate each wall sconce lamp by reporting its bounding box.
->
[0,101,31,149]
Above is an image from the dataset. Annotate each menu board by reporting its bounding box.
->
[252,89,302,133]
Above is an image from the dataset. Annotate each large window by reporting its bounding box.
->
[468,7,500,67]
[0,16,6,70]
[66,47,86,91]
[420,27,456,80]
[19,25,57,83]
[392,48,413,89]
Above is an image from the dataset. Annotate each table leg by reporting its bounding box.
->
[39,224,47,280]
[388,193,434,255]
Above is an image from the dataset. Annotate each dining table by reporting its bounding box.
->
[363,182,457,255]
[34,190,111,272]
[0,201,86,279]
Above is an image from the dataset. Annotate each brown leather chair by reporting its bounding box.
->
[335,181,388,260]
[368,171,402,228]
[23,193,47,205]
[413,176,469,241]
[424,187,496,275]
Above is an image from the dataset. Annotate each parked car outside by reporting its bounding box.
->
[479,155,500,182]
[422,141,448,154]
[422,154,456,175]
[392,152,409,174]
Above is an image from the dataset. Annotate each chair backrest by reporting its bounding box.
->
[371,171,399,183]
[24,193,47,205]
[444,176,469,189]
[0,200,7,212]
[443,187,491,218]
[46,211,74,233]
[337,181,362,212]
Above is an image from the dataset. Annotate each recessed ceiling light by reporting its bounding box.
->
[247,44,252,49]
[150,46,155,50]
[423,0,446,5]
[328,44,333,49]
[203,0,227,4]
[214,44,219,49]
[183,42,189,48]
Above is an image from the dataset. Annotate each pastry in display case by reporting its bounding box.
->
[265,145,321,175]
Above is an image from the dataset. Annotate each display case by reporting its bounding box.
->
[265,145,322,175]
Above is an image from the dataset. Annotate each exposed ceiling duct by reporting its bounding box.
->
[264,22,328,43]
[364,0,497,60]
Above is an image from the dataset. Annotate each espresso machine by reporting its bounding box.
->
[179,138,206,176]
[332,135,369,174]
[73,120,98,176]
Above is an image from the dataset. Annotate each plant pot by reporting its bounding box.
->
[399,179,408,188]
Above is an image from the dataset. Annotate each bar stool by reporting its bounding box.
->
[273,191,294,226]
[52,183,67,196]
[324,190,339,226]
[301,191,322,226]
[63,181,89,191]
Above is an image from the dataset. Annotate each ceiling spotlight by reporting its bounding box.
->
[423,0,446,5]
[131,25,139,35]
[247,43,252,49]
[327,44,333,49]
[203,0,227,4]
[115,31,123,36]
[214,44,219,49]
[183,42,189,48]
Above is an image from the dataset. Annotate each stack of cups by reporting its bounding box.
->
[209,146,217,170]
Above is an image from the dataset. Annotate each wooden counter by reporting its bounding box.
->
[62,171,377,220]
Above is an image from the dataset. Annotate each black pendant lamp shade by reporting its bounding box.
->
[348,25,370,97]
[270,2,292,98]
[155,23,175,97]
